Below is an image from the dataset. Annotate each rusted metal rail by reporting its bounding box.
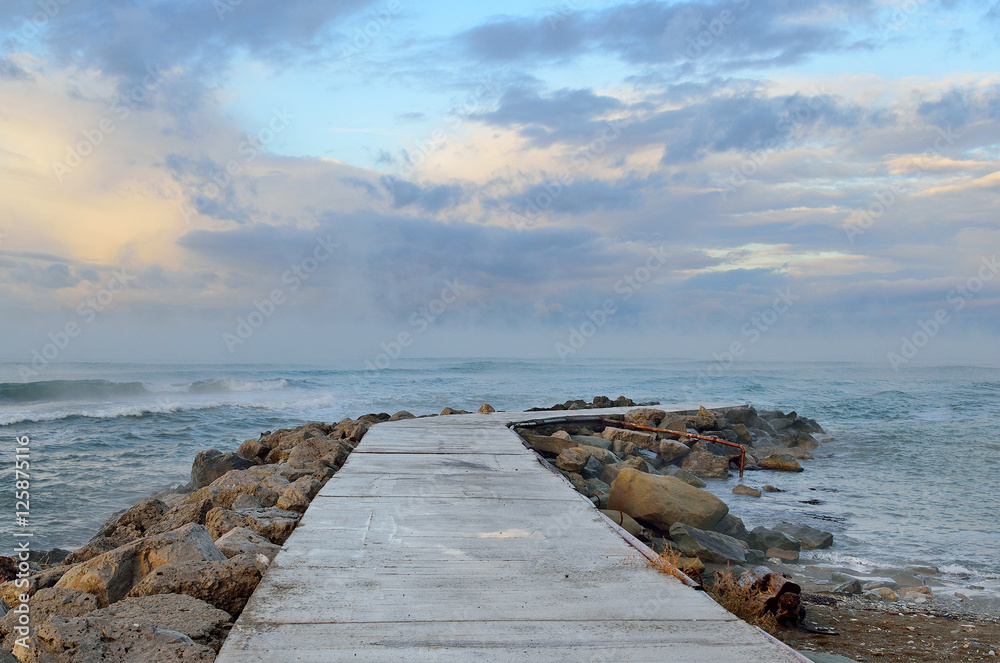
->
[600,417,747,478]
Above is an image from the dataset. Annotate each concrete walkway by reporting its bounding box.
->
[217,406,807,662]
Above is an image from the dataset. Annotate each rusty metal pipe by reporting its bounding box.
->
[601,417,746,479]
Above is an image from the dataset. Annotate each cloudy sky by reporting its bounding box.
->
[1,0,998,366]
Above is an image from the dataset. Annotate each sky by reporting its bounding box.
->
[1,0,998,368]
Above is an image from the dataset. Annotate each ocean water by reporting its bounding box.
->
[1,360,998,595]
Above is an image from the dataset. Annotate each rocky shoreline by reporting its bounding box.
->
[2,399,996,662]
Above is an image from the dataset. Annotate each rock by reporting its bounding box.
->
[749,526,801,553]
[236,438,271,463]
[659,466,706,488]
[389,410,415,421]
[728,423,752,443]
[550,430,572,440]
[580,455,604,480]
[577,445,619,465]
[63,537,129,566]
[657,440,690,464]
[20,597,222,661]
[601,427,657,449]
[732,484,762,498]
[762,485,782,493]
[0,588,98,642]
[440,407,468,415]
[686,407,719,432]
[204,507,301,545]
[523,433,577,457]
[724,406,757,425]
[570,434,612,450]
[680,451,730,479]
[676,557,706,576]
[186,467,289,509]
[214,527,282,563]
[656,413,688,435]
[190,450,255,490]
[555,448,590,472]
[759,454,804,472]
[600,510,644,537]
[899,585,933,598]
[713,514,750,543]
[772,522,833,550]
[610,439,638,457]
[276,478,321,513]
[833,579,863,594]
[55,523,226,607]
[745,549,766,565]
[285,437,349,470]
[601,457,646,484]
[93,498,169,543]
[668,523,747,565]
[613,396,635,407]
[0,567,67,606]
[145,499,214,536]
[477,404,496,414]
[127,553,262,617]
[607,469,729,531]
[766,548,800,562]
[99,594,233,651]
[624,408,666,426]
[231,494,263,511]
[871,587,899,602]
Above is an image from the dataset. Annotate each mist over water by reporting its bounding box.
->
[1,360,998,594]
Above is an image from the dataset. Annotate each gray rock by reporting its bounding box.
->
[773,522,833,549]
[745,549,766,565]
[668,523,747,565]
[681,451,730,479]
[214,527,282,563]
[659,466,706,488]
[190,450,255,490]
[231,494,263,511]
[580,455,605,480]
[713,514,750,543]
[569,434,612,450]
[93,498,169,543]
[724,406,757,426]
[748,526,801,553]
[833,579,863,594]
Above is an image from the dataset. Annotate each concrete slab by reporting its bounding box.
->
[216,405,805,662]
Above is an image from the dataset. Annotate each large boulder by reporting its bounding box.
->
[213,528,282,563]
[658,465,706,488]
[0,588,98,645]
[185,468,288,510]
[713,513,750,544]
[127,554,262,617]
[276,477,321,513]
[63,538,128,566]
[601,457,646,484]
[569,435,612,450]
[0,566,67,606]
[656,440,690,464]
[190,450,255,490]
[15,595,227,662]
[236,438,271,463]
[55,523,226,607]
[759,454,804,472]
[523,434,578,456]
[656,413,688,435]
[607,469,729,531]
[749,526,801,553]
[681,451,730,479]
[204,507,300,545]
[285,437,349,470]
[668,523,747,565]
[724,406,757,426]
[144,499,214,537]
[773,522,833,549]
[624,408,666,427]
[601,427,657,449]
[555,448,590,472]
[92,499,168,543]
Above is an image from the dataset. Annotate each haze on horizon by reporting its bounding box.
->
[1,0,998,370]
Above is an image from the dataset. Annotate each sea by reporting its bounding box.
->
[2,360,998,598]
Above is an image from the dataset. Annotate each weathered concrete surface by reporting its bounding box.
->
[217,406,806,662]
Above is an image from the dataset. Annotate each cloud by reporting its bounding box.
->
[0,56,32,81]
[380,177,465,213]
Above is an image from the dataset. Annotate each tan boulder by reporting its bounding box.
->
[145,499,214,536]
[0,566,67,606]
[275,478,321,513]
[657,440,690,464]
[759,454,804,472]
[601,427,657,449]
[127,554,262,617]
[624,408,666,426]
[214,527,282,563]
[657,413,688,435]
[477,404,496,414]
[601,457,646,484]
[63,537,128,566]
[599,510,644,538]
[555,448,590,472]
[681,451,731,479]
[55,523,226,607]
[522,433,577,456]
[607,469,729,531]
[204,507,300,544]
[184,467,290,509]
[285,437,348,470]
[92,498,168,543]
[732,484,762,498]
